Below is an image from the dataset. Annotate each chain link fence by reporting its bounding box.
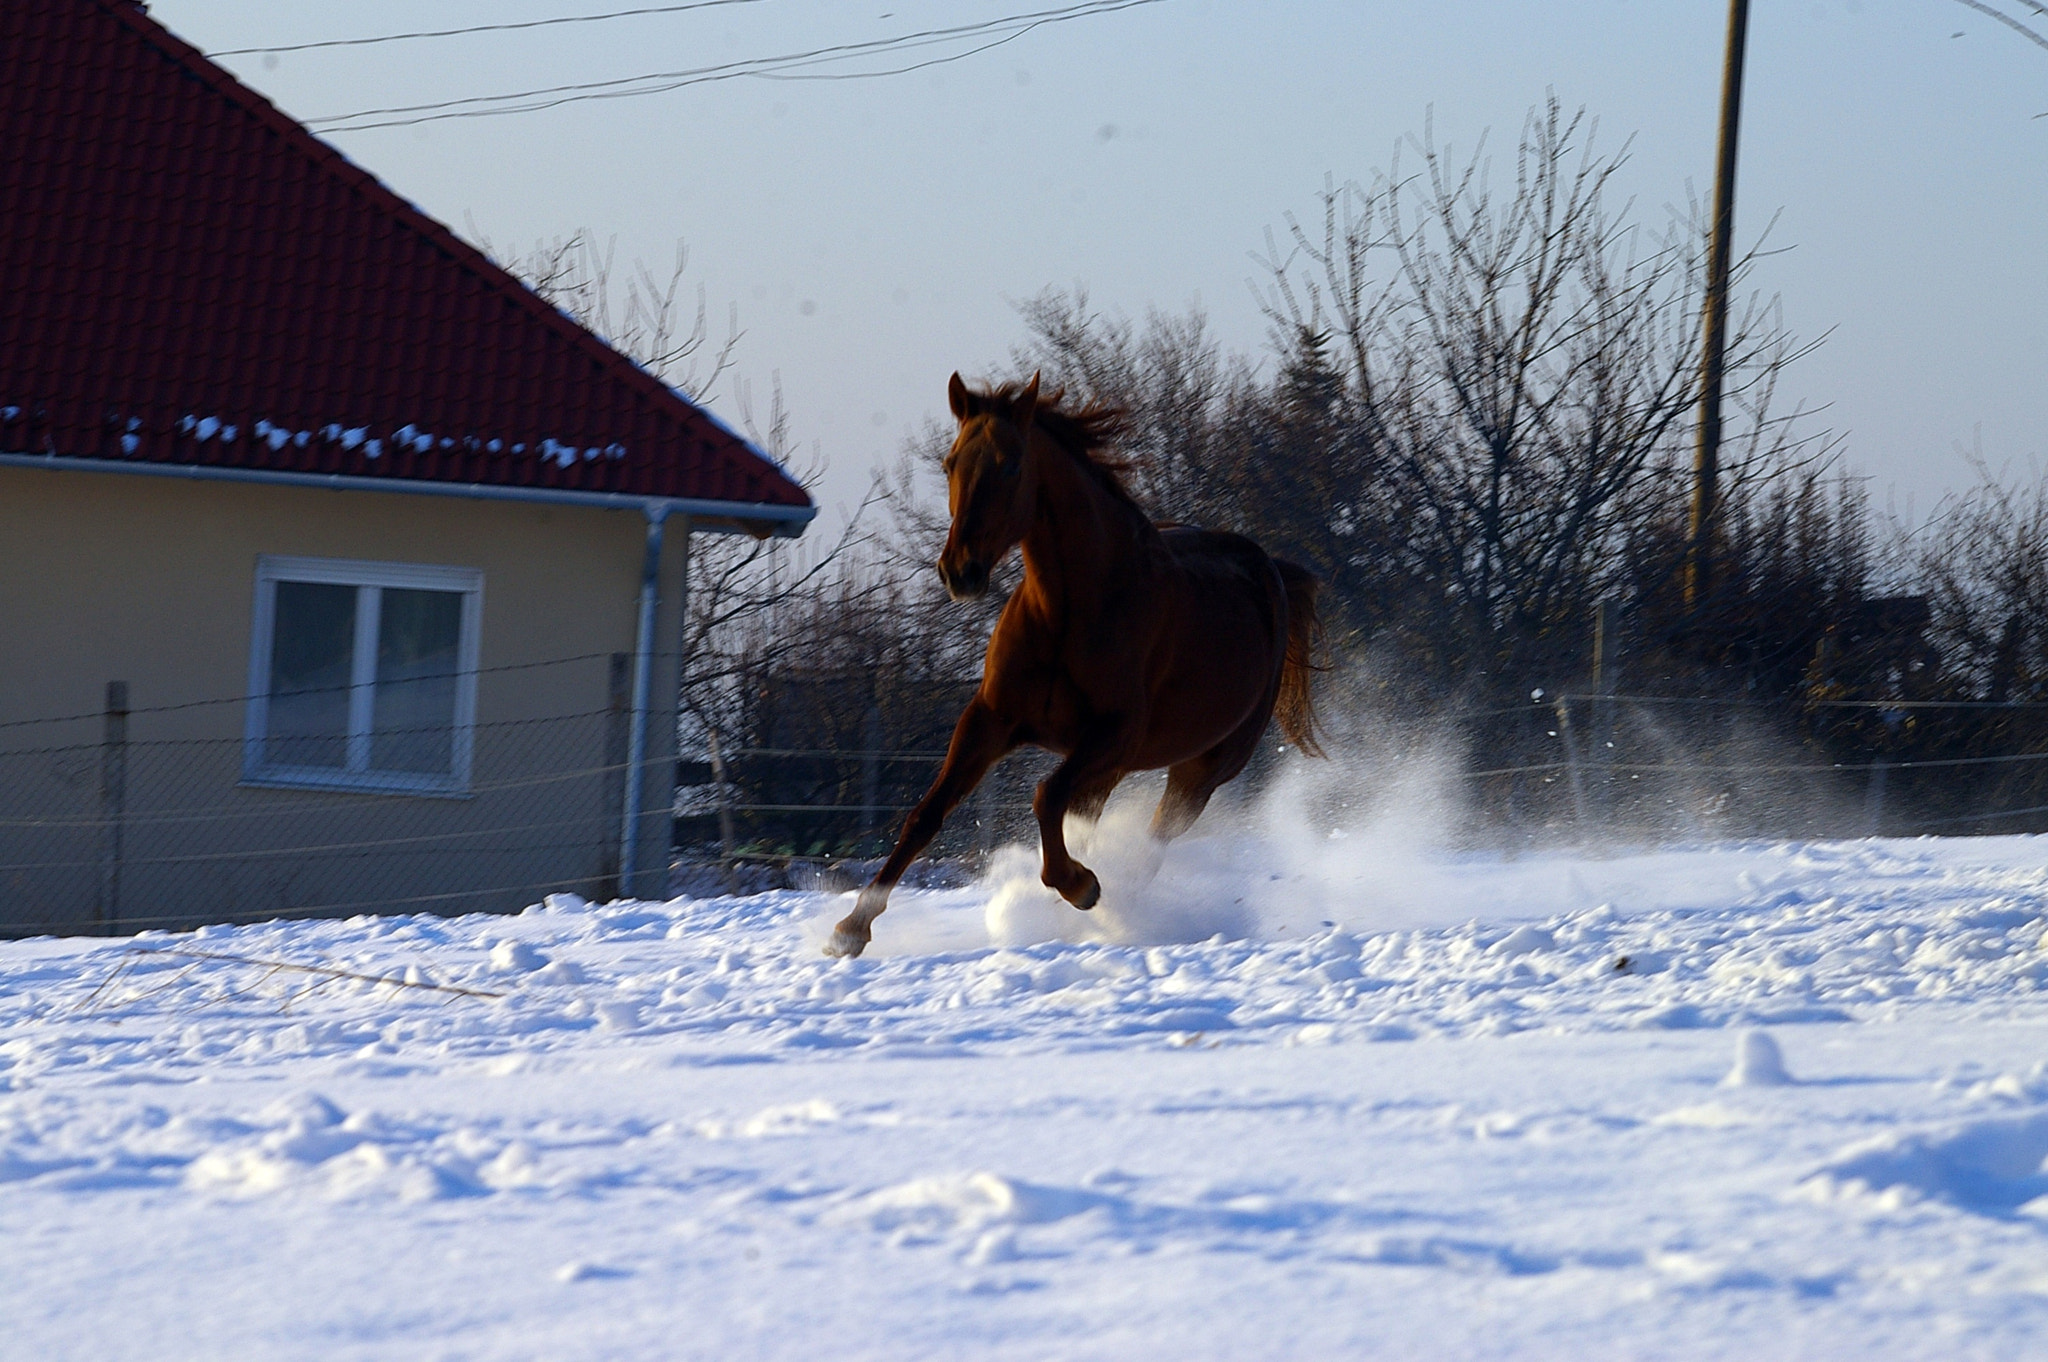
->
[1459,692,2048,841]
[1,654,635,938]
[18,654,2048,939]
[674,673,1059,862]
[676,689,2048,878]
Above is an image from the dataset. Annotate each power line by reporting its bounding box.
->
[306,0,1166,134]
[307,0,1159,128]
[756,27,1044,84]
[206,1,775,58]
[1948,0,2048,52]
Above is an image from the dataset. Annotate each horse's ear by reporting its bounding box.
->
[947,371,971,420]
[1014,371,1041,428]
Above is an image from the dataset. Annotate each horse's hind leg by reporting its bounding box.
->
[1150,758,1228,843]
[1151,711,1268,843]
[829,699,1014,957]
[1066,770,1122,826]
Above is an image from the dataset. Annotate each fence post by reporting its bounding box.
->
[1593,598,1620,818]
[1865,705,1905,838]
[599,654,629,900]
[707,725,737,868]
[859,703,883,846]
[96,680,128,934]
[1552,695,1590,832]
[1865,757,1889,837]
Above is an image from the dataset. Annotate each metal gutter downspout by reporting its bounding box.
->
[621,504,669,899]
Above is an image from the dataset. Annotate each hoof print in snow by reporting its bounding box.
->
[1803,1109,2048,1214]
[528,959,585,986]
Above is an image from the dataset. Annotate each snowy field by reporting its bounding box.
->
[9,803,2048,1358]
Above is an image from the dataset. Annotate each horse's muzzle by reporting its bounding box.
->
[938,558,989,601]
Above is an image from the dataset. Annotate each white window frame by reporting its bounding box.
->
[243,554,484,796]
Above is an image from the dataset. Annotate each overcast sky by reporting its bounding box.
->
[148,0,2046,534]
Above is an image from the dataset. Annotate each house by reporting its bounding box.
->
[0,0,814,935]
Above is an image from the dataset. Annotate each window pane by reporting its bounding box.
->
[371,587,462,774]
[267,580,356,769]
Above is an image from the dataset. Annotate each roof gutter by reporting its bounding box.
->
[0,451,816,538]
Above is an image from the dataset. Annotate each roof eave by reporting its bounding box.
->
[0,451,816,538]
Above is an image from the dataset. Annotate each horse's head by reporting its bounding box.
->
[937,370,1040,601]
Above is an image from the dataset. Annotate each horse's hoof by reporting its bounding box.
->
[1068,870,1101,912]
[824,921,869,958]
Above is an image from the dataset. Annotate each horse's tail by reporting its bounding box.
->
[1273,558,1327,759]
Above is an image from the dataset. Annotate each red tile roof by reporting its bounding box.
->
[0,0,812,520]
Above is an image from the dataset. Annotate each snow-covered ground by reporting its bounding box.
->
[9,808,2048,1358]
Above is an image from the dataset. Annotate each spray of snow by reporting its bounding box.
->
[809,691,1925,957]
[800,744,1469,956]
[977,743,1470,948]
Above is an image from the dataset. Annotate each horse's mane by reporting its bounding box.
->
[970,380,1141,512]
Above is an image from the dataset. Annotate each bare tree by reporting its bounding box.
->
[1256,99,1832,691]
[479,225,882,856]
[667,373,882,802]
[1917,456,2048,700]
[475,226,741,400]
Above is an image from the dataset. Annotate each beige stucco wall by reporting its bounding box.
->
[0,463,687,936]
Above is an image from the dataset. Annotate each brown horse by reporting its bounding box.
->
[825,372,1324,958]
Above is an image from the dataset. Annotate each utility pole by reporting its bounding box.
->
[1686,0,1752,613]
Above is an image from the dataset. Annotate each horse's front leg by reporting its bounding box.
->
[827,699,1015,958]
[1033,733,1130,911]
